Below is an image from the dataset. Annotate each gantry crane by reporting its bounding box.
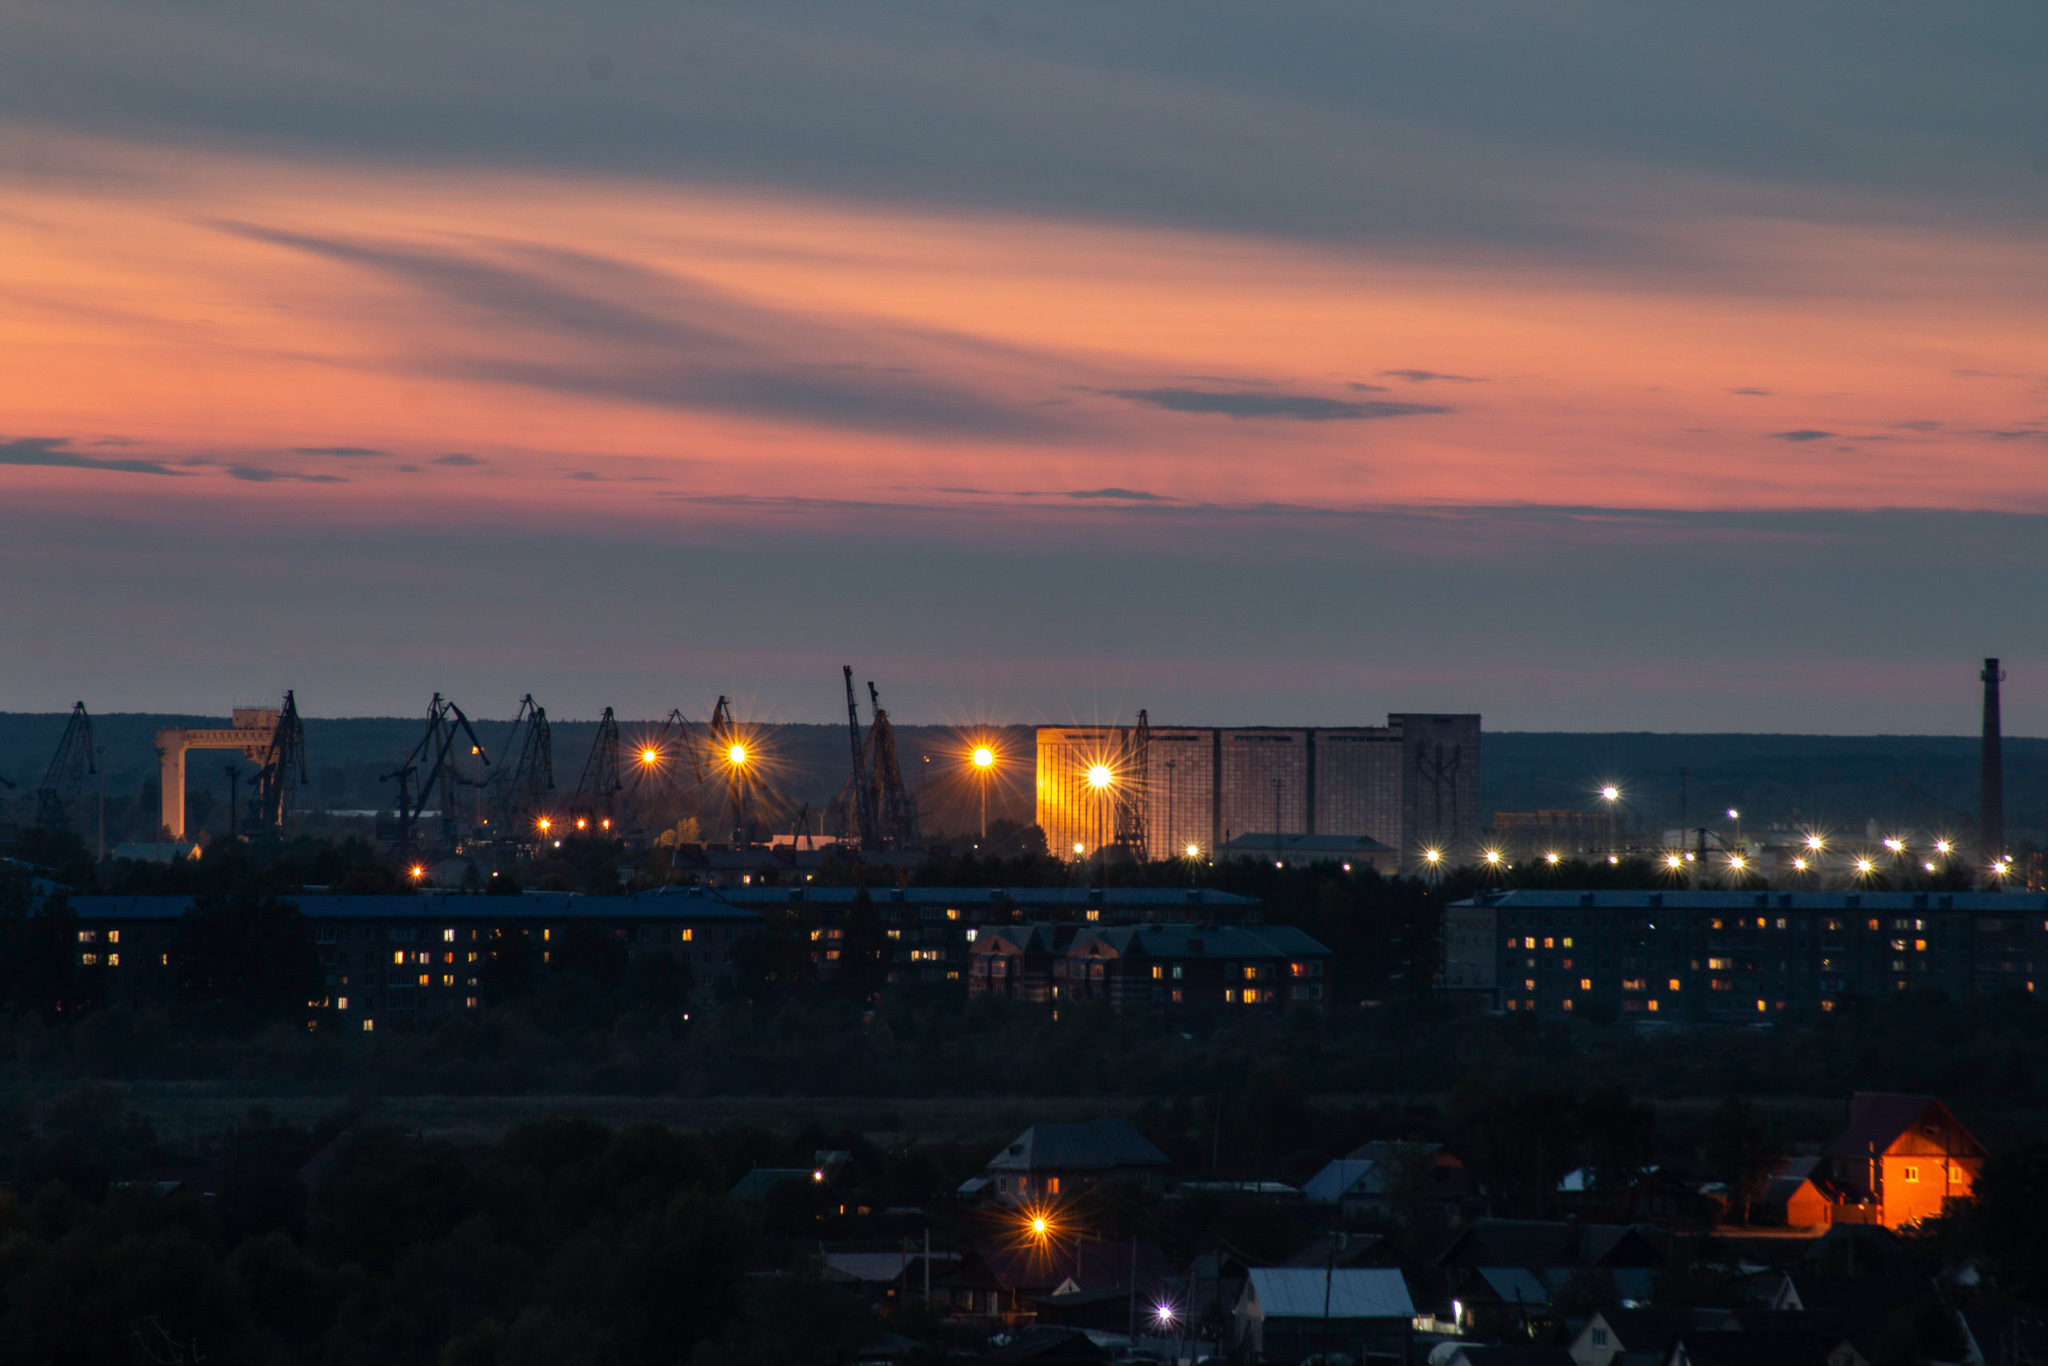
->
[246,691,307,834]
[488,694,555,839]
[569,707,625,833]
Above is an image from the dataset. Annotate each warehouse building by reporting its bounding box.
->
[1444,888,2048,1022]
[1036,714,1479,872]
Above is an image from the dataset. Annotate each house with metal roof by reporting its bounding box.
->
[982,1118,1170,1206]
[1822,1093,1983,1230]
[1232,1266,1415,1361]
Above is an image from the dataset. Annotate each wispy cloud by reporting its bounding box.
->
[1729,387,1773,396]
[432,452,484,466]
[1379,369,1485,383]
[292,445,383,456]
[0,435,183,475]
[1103,387,1449,421]
[1771,429,1834,442]
[215,223,1071,442]
[1063,487,1170,501]
[226,464,347,483]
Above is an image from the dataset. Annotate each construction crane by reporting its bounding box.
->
[35,701,96,832]
[865,680,919,849]
[1112,708,1150,857]
[569,707,625,833]
[245,690,307,835]
[833,665,882,847]
[625,708,705,800]
[488,694,555,838]
[378,693,491,856]
[707,695,754,846]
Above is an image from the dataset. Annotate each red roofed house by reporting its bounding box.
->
[1825,1093,1984,1230]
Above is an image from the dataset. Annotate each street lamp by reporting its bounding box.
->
[1599,785,1621,859]
[971,744,996,841]
[641,747,659,766]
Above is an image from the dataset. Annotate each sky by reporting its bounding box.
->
[3,1,2046,731]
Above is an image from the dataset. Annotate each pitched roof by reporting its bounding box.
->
[1825,1093,1984,1160]
[988,1119,1169,1173]
[973,1240,1168,1297]
[1244,1266,1414,1320]
[1442,1218,1663,1270]
[1666,1329,1849,1366]
[1580,1308,1690,1350]
[1301,1159,1379,1203]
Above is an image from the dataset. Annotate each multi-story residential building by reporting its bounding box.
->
[966,920,1332,1010]
[65,888,760,1029]
[1444,889,2048,1022]
[716,884,1261,986]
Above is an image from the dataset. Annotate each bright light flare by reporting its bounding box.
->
[641,748,659,765]
[728,744,748,766]
[1935,839,1953,855]
[1793,858,1809,871]
[1883,837,1904,853]
[972,745,995,769]
[408,865,425,881]
[1665,854,1684,869]
[537,816,552,833]
[1086,764,1113,789]
[1423,848,1442,864]
[1185,843,1201,858]
[1855,857,1874,874]
[1545,852,1560,865]
[1727,855,1748,872]
[1599,785,1620,802]
[1806,834,1825,851]
[1153,1303,1177,1325]
[1483,848,1503,865]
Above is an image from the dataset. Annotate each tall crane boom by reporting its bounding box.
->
[1113,708,1149,857]
[248,690,307,833]
[35,701,96,831]
[378,693,491,855]
[570,707,625,830]
[834,665,882,846]
[490,694,555,836]
[866,680,919,849]
[708,695,753,846]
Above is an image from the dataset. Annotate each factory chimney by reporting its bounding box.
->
[1980,657,2005,857]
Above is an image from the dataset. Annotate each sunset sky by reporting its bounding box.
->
[4,2,2045,730]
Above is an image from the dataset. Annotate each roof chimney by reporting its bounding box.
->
[1981,658,2006,857]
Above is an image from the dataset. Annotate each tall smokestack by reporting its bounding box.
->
[1981,657,2005,856]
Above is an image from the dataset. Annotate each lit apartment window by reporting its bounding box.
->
[1647,1000,1660,1012]
[362,1019,374,1032]
[1903,1165,1920,1183]
[108,954,119,967]
[1562,999,1573,1011]
[1524,979,1536,990]
[443,929,455,942]
[80,953,98,966]
[1523,937,1536,949]
[1756,999,1767,1012]
[78,929,96,943]
[1047,1178,1060,1194]
[1669,978,1681,991]
[1171,989,1182,1003]
[1225,989,1237,1003]
[466,996,478,1009]
[1086,909,1100,922]
[1543,937,1554,949]
[392,951,405,965]
[1152,965,1164,979]
[441,974,454,986]
[1915,939,1928,952]
[336,996,349,1010]
[108,930,119,944]
[417,974,430,987]
[1579,979,1592,991]
[1171,964,1183,979]
[1562,937,1573,948]
[946,908,960,921]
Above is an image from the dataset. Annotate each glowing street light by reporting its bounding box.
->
[1665,854,1684,870]
[1185,843,1200,859]
[1599,785,1620,802]
[1935,839,1953,855]
[1883,837,1904,854]
[973,746,995,769]
[1423,848,1442,866]
[409,864,426,882]
[728,744,748,767]
[641,747,660,765]
[1086,764,1113,790]
[1793,857,1810,872]
[1482,849,1504,867]
[1854,857,1874,875]
[1073,842,1085,856]
[1727,855,1748,873]
[1545,852,1560,866]
[969,744,997,839]
[1806,834,1825,851]
[537,816,552,834]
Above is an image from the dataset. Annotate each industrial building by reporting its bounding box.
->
[1444,888,2048,1023]
[1035,714,1480,872]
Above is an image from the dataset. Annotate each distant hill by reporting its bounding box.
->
[0,714,2039,849]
